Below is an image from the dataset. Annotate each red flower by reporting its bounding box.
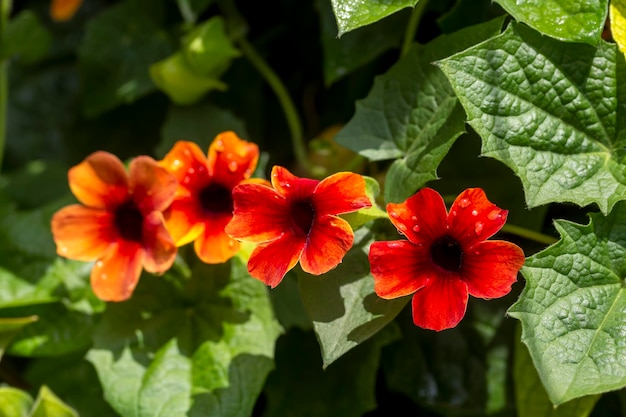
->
[159,132,260,264]
[51,152,178,302]
[225,166,372,287]
[368,188,525,331]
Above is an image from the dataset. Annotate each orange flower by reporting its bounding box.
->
[159,132,260,264]
[225,166,372,287]
[50,0,83,21]
[51,152,178,302]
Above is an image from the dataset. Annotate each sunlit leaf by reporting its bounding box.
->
[438,22,626,215]
[0,387,33,417]
[493,0,608,44]
[336,17,504,203]
[330,0,419,36]
[31,386,79,417]
[513,325,600,417]
[87,258,281,417]
[611,0,626,56]
[508,202,626,404]
[0,316,38,359]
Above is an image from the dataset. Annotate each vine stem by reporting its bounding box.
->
[400,0,429,58]
[500,224,558,246]
[236,37,311,175]
[0,0,11,174]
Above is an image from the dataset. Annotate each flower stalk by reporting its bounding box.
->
[401,0,428,58]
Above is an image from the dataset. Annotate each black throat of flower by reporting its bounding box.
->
[430,235,463,273]
[199,182,234,215]
[114,200,144,243]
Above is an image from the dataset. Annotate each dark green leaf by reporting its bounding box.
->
[298,227,407,367]
[0,10,51,63]
[263,327,398,417]
[0,316,38,359]
[437,22,626,215]
[494,0,608,44]
[508,202,626,404]
[335,17,505,203]
[78,0,175,116]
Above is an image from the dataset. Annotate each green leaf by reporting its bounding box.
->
[513,325,600,417]
[150,51,227,105]
[156,102,249,158]
[330,0,419,36]
[31,386,79,417]
[182,16,240,77]
[263,327,398,417]
[87,257,281,417]
[298,227,408,367]
[0,387,33,417]
[340,176,387,230]
[0,316,37,359]
[493,0,608,44]
[437,22,626,215]
[335,17,505,203]
[316,0,406,85]
[78,0,175,116]
[508,202,626,405]
[0,10,51,63]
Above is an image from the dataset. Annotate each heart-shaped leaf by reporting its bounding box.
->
[508,202,626,404]
[438,22,626,215]
[330,0,419,36]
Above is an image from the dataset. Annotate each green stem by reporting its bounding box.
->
[501,224,558,246]
[400,0,428,58]
[236,37,310,174]
[0,0,12,174]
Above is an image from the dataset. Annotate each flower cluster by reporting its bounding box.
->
[51,132,524,330]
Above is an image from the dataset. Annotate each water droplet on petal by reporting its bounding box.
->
[173,159,181,166]
[411,215,418,221]
[60,246,68,254]
[280,181,291,188]
[228,239,236,248]
[412,224,420,232]
[228,161,238,172]
[96,261,103,267]
[474,250,480,255]
[458,198,470,208]
[471,210,478,216]
[183,149,191,156]
[214,140,225,151]
[474,221,484,236]
[450,210,457,217]
[389,210,399,218]
[188,167,195,175]
[487,209,502,220]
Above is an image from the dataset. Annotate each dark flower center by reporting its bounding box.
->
[114,201,144,243]
[430,235,463,272]
[290,199,315,236]
[199,183,234,215]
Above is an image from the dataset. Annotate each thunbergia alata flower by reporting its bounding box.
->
[50,0,82,21]
[369,187,525,331]
[159,132,260,264]
[51,152,178,302]
[225,165,372,287]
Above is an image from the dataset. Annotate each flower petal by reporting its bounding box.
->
[462,240,525,299]
[270,166,318,199]
[194,213,240,264]
[142,211,177,274]
[159,141,208,195]
[51,0,82,21]
[247,234,306,287]
[448,188,508,246]
[312,172,371,215]
[387,187,448,245]
[369,240,430,299]
[129,156,177,213]
[51,205,115,261]
[163,198,205,246]
[68,151,129,210]
[208,131,260,189]
[91,242,144,302]
[411,276,468,331]
[226,183,290,243]
[300,215,354,275]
